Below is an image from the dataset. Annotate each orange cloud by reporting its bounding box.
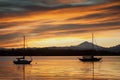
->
[0,0,120,48]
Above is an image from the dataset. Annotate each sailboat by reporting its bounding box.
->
[79,34,102,62]
[13,36,32,64]
[79,56,101,62]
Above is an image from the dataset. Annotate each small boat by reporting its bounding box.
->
[13,36,32,64]
[79,56,101,62]
[13,57,32,64]
[79,33,102,62]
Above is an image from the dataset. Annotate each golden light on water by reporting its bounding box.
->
[24,57,120,80]
[1,56,120,80]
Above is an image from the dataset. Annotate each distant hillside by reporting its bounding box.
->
[49,41,105,50]
[0,41,119,56]
[108,45,120,52]
[69,41,105,50]
[0,41,119,53]
[0,48,5,50]
[48,41,119,53]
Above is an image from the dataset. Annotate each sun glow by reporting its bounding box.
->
[29,37,85,47]
[0,0,119,48]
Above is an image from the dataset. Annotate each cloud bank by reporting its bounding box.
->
[0,0,120,48]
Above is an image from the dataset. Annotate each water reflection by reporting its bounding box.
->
[0,56,120,80]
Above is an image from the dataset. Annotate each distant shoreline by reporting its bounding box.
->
[0,55,120,56]
[0,49,119,56]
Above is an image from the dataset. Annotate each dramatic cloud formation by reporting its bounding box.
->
[0,0,120,48]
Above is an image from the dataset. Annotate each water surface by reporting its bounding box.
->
[0,56,120,80]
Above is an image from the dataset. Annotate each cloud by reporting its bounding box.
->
[0,0,120,48]
[0,0,109,13]
[32,21,120,36]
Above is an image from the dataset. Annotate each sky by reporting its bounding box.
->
[0,0,120,48]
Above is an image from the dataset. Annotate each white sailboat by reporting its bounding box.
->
[13,36,32,64]
[79,33,102,62]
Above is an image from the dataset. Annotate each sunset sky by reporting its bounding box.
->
[0,0,120,48]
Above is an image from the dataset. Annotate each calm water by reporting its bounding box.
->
[0,56,120,80]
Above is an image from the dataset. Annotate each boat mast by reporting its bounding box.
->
[23,36,25,59]
[92,33,94,50]
[92,33,94,80]
[92,33,95,58]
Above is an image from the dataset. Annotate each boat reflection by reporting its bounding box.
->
[0,56,120,80]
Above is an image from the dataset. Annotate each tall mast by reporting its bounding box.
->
[23,36,25,59]
[92,33,94,59]
[92,33,94,50]
[92,33,94,80]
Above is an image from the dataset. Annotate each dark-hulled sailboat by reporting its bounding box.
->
[79,56,101,62]
[13,36,32,64]
[79,34,102,62]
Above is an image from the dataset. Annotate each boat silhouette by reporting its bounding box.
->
[79,33,102,62]
[13,36,32,64]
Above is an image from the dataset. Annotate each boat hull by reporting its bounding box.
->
[79,58,102,62]
[13,60,32,64]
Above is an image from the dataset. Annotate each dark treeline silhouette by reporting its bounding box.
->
[0,48,119,56]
